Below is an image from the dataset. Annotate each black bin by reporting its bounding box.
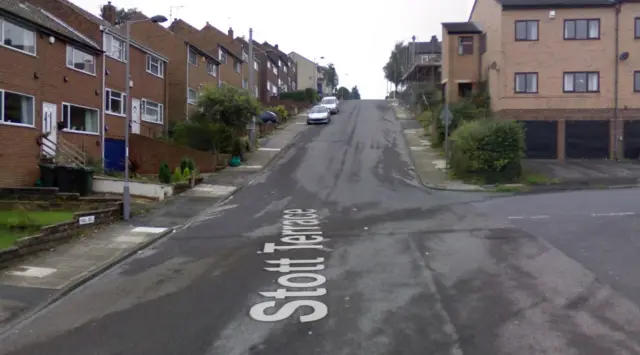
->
[54,165,75,193]
[38,163,56,187]
[74,167,94,196]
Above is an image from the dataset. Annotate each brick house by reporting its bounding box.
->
[168,20,243,90]
[127,16,221,123]
[25,0,170,142]
[236,37,279,103]
[443,0,640,160]
[0,0,103,186]
[401,36,442,90]
[262,42,298,92]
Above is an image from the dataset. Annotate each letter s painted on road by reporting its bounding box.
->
[249,300,328,323]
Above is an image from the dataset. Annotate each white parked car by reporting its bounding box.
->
[307,105,331,125]
[320,96,339,114]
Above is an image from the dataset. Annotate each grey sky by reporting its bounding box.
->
[77,0,474,99]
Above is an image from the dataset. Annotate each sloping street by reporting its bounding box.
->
[3,100,640,354]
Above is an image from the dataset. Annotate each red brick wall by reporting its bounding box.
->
[129,135,217,173]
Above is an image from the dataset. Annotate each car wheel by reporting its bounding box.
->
[307,121,311,125]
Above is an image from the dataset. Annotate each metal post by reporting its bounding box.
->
[123,21,131,220]
[248,28,255,150]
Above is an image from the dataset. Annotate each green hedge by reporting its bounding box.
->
[433,101,480,147]
[449,120,525,184]
[279,89,318,103]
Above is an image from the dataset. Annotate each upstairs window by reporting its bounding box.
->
[104,33,126,61]
[242,50,249,61]
[283,65,288,73]
[458,36,473,55]
[254,61,259,71]
[515,20,538,41]
[188,49,197,65]
[563,72,599,92]
[1,18,36,55]
[564,19,599,40]
[514,73,538,93]
[146,55,164,77]
[234,60,241,73]
[207,61,217,76]
[105,89,127,116]
[219,48,227,64]
[188,88,198,104]
[635,18,640,39]
[66,46,96,75]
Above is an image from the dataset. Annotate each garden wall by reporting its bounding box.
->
[130,135,218,174]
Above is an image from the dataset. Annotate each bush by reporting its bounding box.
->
[280,90,317,103]
[182,167,191,180]
[191,85,261,129]
[159,162,171,184]
[267,105,289,122]
[449,120,525,184]
[172,121,216,152]
[433,100,483,147]
[231,136,245,158]
[416,110,432,130]
[172,167,183,183]
[180,157,196,173]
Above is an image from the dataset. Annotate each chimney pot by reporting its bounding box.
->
[275,44,279,50]
[228,27,234,38]
[102,1,117,26]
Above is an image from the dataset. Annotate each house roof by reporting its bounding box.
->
[289,51,315,65]
[201,23,244,62]
[262,41,290,66]
[498,0,615,7]
[234,37,260,62]
[186,41,221,64]
[52,0,169,61]
[410,38,441,54]
[0,0,99,51]
[442,22,483,34]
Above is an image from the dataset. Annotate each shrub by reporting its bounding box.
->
[159,162,171,184]
[416,110,432,130]
[433,100,483,147]
[449,120,525,184]
[182,167,191,180]
[180,157,196,173]
[267,105,289,122]
[172,167,183,183]
[172,121,216,152]
[231,136,245,158]
[191,85,260,129]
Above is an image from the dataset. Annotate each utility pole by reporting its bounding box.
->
[248,28,256,150]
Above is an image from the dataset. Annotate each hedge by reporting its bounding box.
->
[449,120,525,184]
[433,101,480,147]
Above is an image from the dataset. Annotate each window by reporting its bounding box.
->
[66,46,95,75]
[234,60,241,73]
[278,60,282,67]
[480,33,487,54]
[62,103,99,133]
[634,71,640,92]
[283,65,288,73]
[564,19,600,40]
[635,18,640,39]
[219,48,227,64]
[563,72,599,92]
[0,89,34,126]
[292,81,296,91]
[146,55,164,77]
[243,79,248,89]
[242,50,249,61]
[514,73,538,93]
[105,89,127,116]
[254,61,259,71]
[141,99,163,124]
[188,88,197,104]
[207,61,217,76]
[458,36,473,55]
[272,65,277,75]
[104,33,126,61]
[253,85,259,98]
[515,20,538,41]
[188,49,197,65]
[1,19,36,55]
[267,61,271,69]
[267,81,271,90]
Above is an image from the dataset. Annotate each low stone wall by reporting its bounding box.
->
[0,205,122,267]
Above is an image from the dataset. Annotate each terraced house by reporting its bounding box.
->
[442,0,640,160]
[236,37,280,103]
[262,42,297,92]
[0,0,103,186]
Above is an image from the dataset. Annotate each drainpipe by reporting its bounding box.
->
[100,33,106,170]
[613,2,621,160]
[185,43,189,120]
[164,59,169,137]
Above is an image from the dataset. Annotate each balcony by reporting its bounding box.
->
[414,54,441,65]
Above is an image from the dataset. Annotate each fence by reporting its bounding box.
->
[127,135,217,174]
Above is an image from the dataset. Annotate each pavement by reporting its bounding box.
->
[3,100,640,354]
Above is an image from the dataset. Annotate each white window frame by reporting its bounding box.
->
[66,45,96,75]
[283,65,288,73]
[0,18,36,56]
[234,60,241,73]
[146,54,164,78]
[61,102,100,135]
[0,89,35,127]
[141,99,164,124]
[254,60,259,71]
[219,48,227,64]
[207,61,217,76]
[242,79,248,89]
[188,49,197,65]
[242,50,249,61]
[104,33,126,61]
[253,85,259,98]
[267,61,272,69]
[272,65,277,75]
[188,88,198,105]
[105,88,127,116]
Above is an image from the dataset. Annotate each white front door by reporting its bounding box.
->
[131,98,141,134]
[42,102,57,157]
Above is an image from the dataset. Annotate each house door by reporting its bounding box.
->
[131,98,141,134]
[42,102,57,157]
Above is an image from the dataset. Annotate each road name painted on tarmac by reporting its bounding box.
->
[250,209,330,323]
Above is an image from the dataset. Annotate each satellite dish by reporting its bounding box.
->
[489,61,498,70]
[620,52,630,61]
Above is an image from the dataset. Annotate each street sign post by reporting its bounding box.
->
[440,104,453,168]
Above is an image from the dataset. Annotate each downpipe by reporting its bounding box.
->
[614,2,620,160]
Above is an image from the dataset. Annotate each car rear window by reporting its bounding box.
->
[311,106,328,113]
[321,98,336,104]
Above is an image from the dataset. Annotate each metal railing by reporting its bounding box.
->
[40,134,86,166]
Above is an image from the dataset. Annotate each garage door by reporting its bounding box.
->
[518,120,557,159]
[565,120,609,159]
[624,121,640,159]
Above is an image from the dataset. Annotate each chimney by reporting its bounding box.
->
[228,27,234,38]
[102,1,117,25]
[431,35,438,43]
[274,44,279,50]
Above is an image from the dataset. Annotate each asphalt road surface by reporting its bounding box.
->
[3,100,640,354]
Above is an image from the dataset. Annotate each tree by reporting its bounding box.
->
[191,85,261,129]
[383,41,410,97]
[325,63,339,96]
[350,86,361,100]
[100,5,139,25]
[337,87,351,100]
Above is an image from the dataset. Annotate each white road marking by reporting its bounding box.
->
[6,266,57,278]
[190,184,237,197]
[591,212,636,217]
[113,235,147,243]
[258,147,281,151]
[410,146,427,151]
[236,165,263,169]
[508,215,549,219]
[131,227,168,234]
[296,122,306,125]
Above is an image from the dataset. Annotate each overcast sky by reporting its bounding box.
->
[77,0,473,99]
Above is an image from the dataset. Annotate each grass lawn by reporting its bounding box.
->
[0,211,74,250]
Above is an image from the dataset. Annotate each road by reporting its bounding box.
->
[3,100,640,354]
